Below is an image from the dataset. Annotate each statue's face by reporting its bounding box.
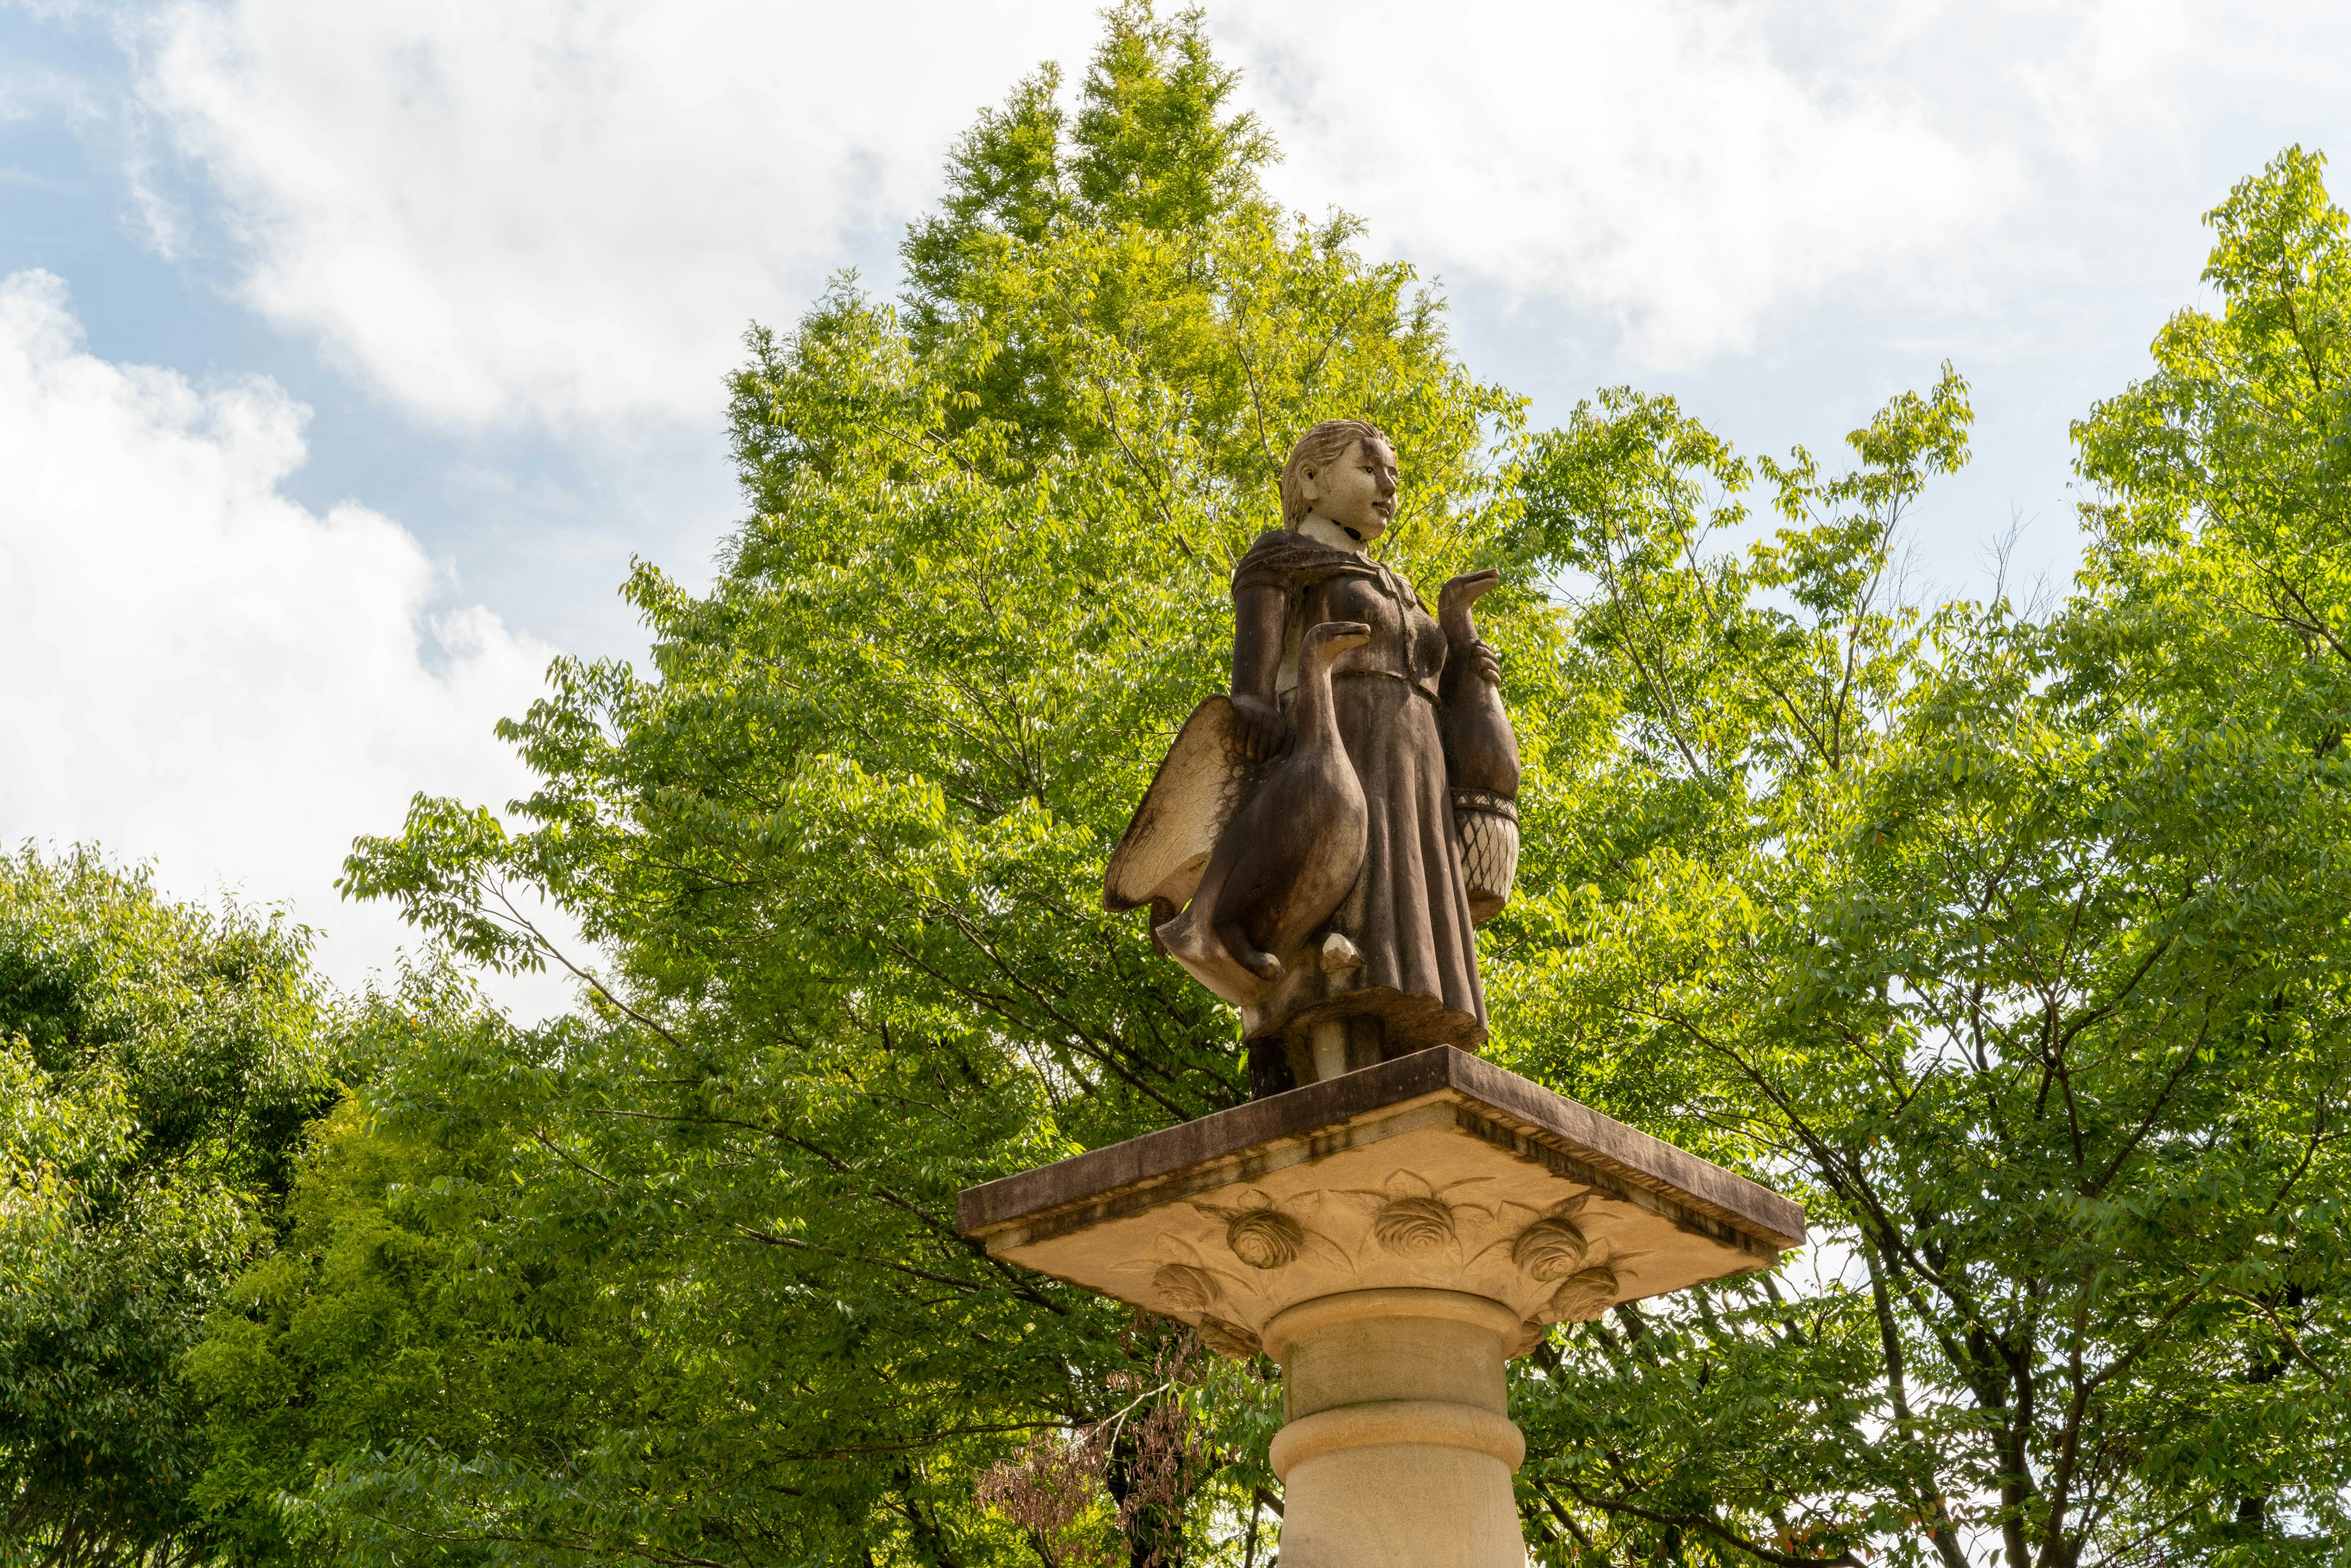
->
[1307,437,1399,542]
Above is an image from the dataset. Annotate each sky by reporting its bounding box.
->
[3,0,2349,1015]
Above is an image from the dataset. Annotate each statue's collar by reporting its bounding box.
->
[1295,517,1368,555]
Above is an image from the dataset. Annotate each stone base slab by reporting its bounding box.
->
[957,1048,1804,1356]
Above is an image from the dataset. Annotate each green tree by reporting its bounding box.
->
[0,847,340,1566]
[1490,152,2351,1567]
[187,976,672,1568]
[2061,143,2351,1558]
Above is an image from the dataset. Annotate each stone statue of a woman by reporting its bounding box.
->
[1105,419,1521,1097]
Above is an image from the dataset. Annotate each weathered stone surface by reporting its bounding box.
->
[958,1048,1802,1356]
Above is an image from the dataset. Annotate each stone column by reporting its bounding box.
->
[1267,1289,1526,1568]
[956,1048,1805,1566]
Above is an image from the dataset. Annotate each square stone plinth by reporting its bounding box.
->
[957,1048,1806,1357]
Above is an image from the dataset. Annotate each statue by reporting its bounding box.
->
[1104,419,1521,1097]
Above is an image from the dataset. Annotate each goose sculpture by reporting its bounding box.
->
[1108,620,1371,1006]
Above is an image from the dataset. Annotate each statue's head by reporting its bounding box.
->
[1281,419,1397,544]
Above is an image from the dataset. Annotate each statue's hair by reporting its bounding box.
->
[1280,419,1389,527]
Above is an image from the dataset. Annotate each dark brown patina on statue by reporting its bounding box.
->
[1105,420,1522,1097]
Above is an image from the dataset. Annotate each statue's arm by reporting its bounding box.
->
[1229,582,1290,761]
[1436,569,1521,797]
[1437,643,1514,800]
[1457,640,1502,692]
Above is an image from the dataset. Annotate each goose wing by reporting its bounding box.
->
[1103,696,1256,913]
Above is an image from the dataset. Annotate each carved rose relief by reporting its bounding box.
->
[1510,1217,1588,1279]
[1194,1315,1264,1359]
[1113,1166,1658,1360]
[1226,1209,1305,1269]
[1341,1169,1496,1266]
[1371,1195,1456,1256]
[1191,1189,1324,1272]
[1547,1265,1621,1322]
[1151,1262,1221,1311]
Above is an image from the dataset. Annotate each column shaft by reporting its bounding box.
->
[1263,1288,1528,1568]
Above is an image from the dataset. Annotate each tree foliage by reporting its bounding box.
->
[0,848,339,1567]
[1491,148,2351,1567]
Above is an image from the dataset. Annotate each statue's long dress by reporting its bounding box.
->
[1232,529,1487,1054]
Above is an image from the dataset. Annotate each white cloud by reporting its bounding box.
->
[130,0,1101,427]
[1215,0,2351,370]
[139,0,1995,408]
[1217,0,2017,369]
[116,0,2351,421]
[0,268,569,1012]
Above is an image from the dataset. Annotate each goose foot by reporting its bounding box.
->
[1217,921,1283,983]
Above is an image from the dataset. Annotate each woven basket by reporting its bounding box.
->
[1452,788,1520,922]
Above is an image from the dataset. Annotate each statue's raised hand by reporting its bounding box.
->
[1439,571,1503,686]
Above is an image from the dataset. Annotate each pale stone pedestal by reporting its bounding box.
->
[1265,1288,1525,1566]
[957,1049,1804,1565]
